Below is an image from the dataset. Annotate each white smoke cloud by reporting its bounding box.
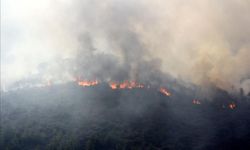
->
[2,0,250,94]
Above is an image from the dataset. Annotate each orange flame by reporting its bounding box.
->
[78,80,99,87]
[109,82,118,89]
[159,87,171,96]
[109,81,144,90]
[76,79,170,97]
[229,102,236,109]
[192,99,201,105]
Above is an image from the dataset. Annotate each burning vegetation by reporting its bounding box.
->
[109,81,144,89]
[159,87,171,96]
[76,79,171,97]
[75,79,239,109]
[42,78,241,110]
[2,81,250,150]
[78,80,99,87]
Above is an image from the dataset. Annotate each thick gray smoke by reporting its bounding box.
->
[2,0,250,94]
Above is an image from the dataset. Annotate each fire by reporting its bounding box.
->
[78,80,99,87]
[109,82,118,89]
[192,99,201,105]
[75,78,237,109]
[109,81,144,90]
[229,102,236,109]
[119,81,128,89]
[75,79,171,97]
[159,87,171,96]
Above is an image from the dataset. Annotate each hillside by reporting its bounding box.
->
[1,82,250,150]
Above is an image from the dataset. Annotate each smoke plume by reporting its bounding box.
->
[2,0,250,94]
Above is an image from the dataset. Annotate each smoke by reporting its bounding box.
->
[2,0,250,94]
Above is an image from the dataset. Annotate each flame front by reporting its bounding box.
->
[76,79,171,97]
[75,79,238,110]
[109,82,118,89]
[159,87,171,96]
[109,81,144,89]
[78,80,99,87]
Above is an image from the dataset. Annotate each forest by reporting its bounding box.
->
[1,82,250,150]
